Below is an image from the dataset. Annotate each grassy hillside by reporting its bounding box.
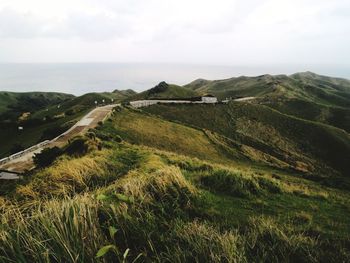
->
[185,72,350,106]
[264,98,350,132]
[97,108,236,164]
[129,81,199,100]
[0,91,74,117]
[0,92,129,158]
[185,72,350,131]
[185,74,282,99]
[1,125,349,262]
[113,89,137,99]
[144,103,350,182]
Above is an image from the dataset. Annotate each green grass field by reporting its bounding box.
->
[144,102,350,180]
[1,124,349,262]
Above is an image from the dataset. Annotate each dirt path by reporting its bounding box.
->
[0,104,118,176]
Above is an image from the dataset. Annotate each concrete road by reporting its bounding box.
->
[0,104,118,176]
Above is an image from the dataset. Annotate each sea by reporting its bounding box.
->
[0,63,349,95]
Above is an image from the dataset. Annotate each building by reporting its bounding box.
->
[201,94,218,103]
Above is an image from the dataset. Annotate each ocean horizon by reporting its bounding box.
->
[0,63,349,95]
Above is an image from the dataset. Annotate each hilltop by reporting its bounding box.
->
[184,72,350,132]
[185,72,350,104]
[128,81,199,100]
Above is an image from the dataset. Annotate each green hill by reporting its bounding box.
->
[0,91,74,117]
[113,89,137,99]
[0,91,133,158]
[128,81,199,100]
[144,102,350,182]
[185,72,350,106]
[1,72,350,262]
[185,72,350,132]
[1,107,350,262]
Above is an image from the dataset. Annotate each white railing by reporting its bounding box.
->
[129,99,218,109]
[0,140,50,166]
[0,104,119,168]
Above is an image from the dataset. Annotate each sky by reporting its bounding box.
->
[0,0,349,66]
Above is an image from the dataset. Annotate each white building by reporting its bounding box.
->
[201,95,218,103]
[129,95,218,108]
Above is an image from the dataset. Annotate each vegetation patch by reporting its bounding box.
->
[199,169,283,198]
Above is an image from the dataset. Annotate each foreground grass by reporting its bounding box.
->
[1,137,350,262]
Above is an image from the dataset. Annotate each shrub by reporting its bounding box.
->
[40,126,66,141]
[33,146,62,167]
[201,169,260,198]
[85,131,96,140]
[245,216,319,263]
[65,109,74,116]
[293,211,313,225]
[257,177,283,194]
[114,135,122,143]
[65,137,89,157]
[200,169,283,198]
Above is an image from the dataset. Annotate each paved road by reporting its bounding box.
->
[234,97,256,102]
[0,104,118,177]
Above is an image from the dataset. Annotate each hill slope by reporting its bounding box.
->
[185,72,350,132]
[0,92,131,158]
[0,91,74,117]
[129,81,199,100]
[113,89,137,99]
[144,102,350,182]
[1,115,350,262]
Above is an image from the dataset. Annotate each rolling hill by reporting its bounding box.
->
[128,81,199,100]
[184,72,350,132]
[144,103,350,181]
[0,91,135,158]
[0,91,74,117]
[185,72,350,106]
[113,89,137,99]
[1,72,350,262]
[1,105,350,262]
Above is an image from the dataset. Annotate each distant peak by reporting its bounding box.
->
[291,71,318,77]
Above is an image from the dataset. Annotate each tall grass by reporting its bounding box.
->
[0,196,106,263]
[1,142,349,262]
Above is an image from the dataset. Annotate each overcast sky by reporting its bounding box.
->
[0,0,349,66]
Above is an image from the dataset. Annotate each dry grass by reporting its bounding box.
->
[171,220,245,263]
[0,195,106,263]
[108,110,230,163]
[109,154,197,205]
[280,181,329,199]
[16,150,111,200]
[0,136,349,262]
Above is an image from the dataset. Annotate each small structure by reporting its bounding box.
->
[0,170,22,180]
[129,95,218,108]
[201,94,218,103]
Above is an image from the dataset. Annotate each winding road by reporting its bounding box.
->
[0,104,117,178]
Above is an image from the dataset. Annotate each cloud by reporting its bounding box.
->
[0,0,349,65]
[0,8,45,38]
[48,13,132,41]
[0,7,131,41]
